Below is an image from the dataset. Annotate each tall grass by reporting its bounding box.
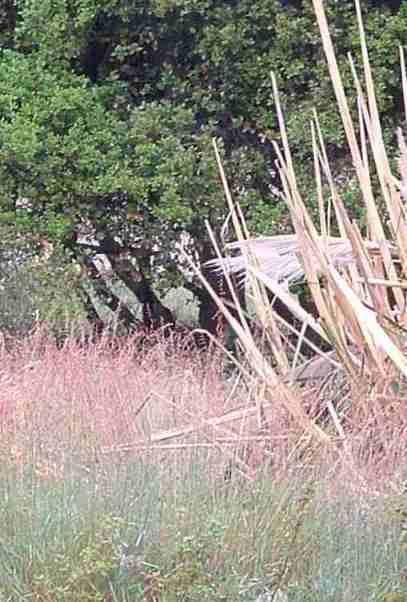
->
[0,329,405,600]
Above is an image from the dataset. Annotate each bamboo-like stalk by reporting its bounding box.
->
[311,120,327,242]
[187,0,407,454]
[401,46,407,122]
[313,111,363,300]
[182,234,331,443]
[348,54,406,307]
[354,3,407,277]
[272,73,368,373]
[212,140,289,373]
[312,0,380,234]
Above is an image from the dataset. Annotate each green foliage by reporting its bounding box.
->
[129,102,221,229]
[153,530,227,601]
[6,0,407,243]
[31,513,123,602]
[1,0,407,313]
[0,49,133,238]
[0,235,86,336]
[14,0,113,69]
[127,99,284,269]
[61,0,407,149]
[0,0,16,48]
[1,448,406,600]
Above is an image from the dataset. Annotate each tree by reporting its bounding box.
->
[1,0,407,340]
[0,0,16,48]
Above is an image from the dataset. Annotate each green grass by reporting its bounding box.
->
[0,446,406,601]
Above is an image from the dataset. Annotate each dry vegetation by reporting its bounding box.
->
[3,0,407,599]
[197,0,407,469]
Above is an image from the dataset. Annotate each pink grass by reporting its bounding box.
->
[0,328,228,444]
[0,326,406,494]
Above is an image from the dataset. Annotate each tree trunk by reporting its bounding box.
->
[196,241,246,351]
[109,254,175,332]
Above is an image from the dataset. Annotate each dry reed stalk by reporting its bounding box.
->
[311,121,327,242]
[270,82,349,366]
[212,142,290,374]
[314,110,365,301]
[356,3,407,277]
[183,246,331,443]
[400,46,407,122]
[182,0,407,456]
[311,0,382,236]
[270,3,407,375]
[313,0,407,324]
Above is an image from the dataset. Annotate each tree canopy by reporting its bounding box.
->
[1,0,407,337]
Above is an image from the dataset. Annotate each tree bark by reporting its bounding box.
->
[195,241,246,350]
[108,254,175,332]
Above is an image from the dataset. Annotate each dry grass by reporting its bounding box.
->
[0,326,406,491]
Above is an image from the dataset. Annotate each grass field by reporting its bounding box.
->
[0,330,405,601]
